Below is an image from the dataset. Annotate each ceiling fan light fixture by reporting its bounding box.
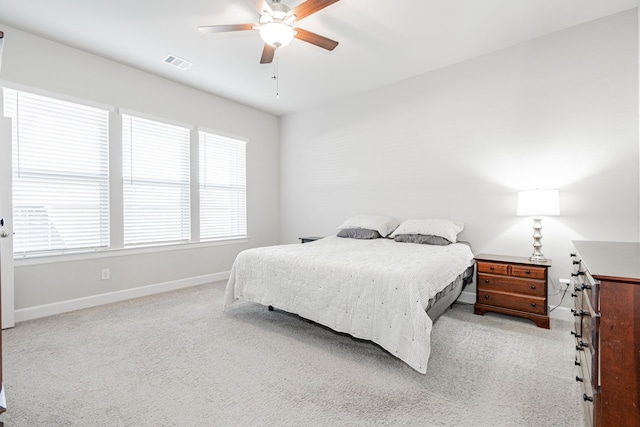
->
[260,22,294,48]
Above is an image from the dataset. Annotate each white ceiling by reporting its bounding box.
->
[0,0,637,116]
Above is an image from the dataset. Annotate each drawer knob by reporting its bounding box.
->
[576,376,584,382]
[530,285,536,290]
[583,394,593,402]
[531,303,536,307]
[489,266,494,271]
[484,295,489,299]
[484,279,489,283]
[525,270,530,274]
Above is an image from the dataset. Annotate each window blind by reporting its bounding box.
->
[4,89,109,256]
[122,114,190,246]
[199,131,246,240]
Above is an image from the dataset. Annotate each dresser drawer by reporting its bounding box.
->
[576,348,595,427]
[511,265,546,280]
[477,290,546,315]
[477,273,545,297]
[477,262,509,275]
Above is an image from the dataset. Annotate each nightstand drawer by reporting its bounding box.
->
[477,262,509,275]
[511,265,546,280]
[477,290,546,315]
[477,273,545,297]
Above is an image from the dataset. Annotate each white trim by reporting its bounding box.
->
[119,107,195,130]
[196,125,249,144]
[456,291,574,323]
[549,305,573,322]
[457,290,476,305]
[14,237,249,266]
[0,81,115,112]
[14,271,230,323]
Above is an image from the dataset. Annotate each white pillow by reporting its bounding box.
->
[337,214,399,238]
[389,219,464,243]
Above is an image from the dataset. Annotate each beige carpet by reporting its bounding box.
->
[3,281,584,426]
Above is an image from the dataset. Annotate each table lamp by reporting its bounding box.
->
[517,189,559,262]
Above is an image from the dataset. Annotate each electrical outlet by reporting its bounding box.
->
[559,278,570,290]
[101,268,110,280]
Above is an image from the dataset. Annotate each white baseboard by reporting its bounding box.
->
[457,290,476,305]
[15,271,230,323]
[456,290,574,323]
[15,276,575,325]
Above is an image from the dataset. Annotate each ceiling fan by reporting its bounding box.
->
[198,0,340,64]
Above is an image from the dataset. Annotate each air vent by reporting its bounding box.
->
[163,54,192,71]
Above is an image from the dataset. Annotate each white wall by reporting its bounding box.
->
[279,10,639,310]
[0,25,280,316]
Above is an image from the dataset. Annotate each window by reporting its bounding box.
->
[4,89,109,256]
[199,131,246,239]
[3,88,248,258]
[122,114,190,246]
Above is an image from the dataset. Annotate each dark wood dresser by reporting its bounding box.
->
[474,254,551,328]
[571,241,640,427]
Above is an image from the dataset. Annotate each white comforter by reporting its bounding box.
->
[224,236,474,373]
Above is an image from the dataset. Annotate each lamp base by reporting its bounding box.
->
[529,217,547,262]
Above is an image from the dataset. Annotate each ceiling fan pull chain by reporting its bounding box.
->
[272,55,280,99]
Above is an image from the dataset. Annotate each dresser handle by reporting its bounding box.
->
[489,266,494,271]
[576,376,584,382]
[571,331,581,338]
[484,295,489,299]
[525,270,530,274]
[583,394,593,402]
[484,279,489,283]
[531,285,536,290]
[531,303,536,307]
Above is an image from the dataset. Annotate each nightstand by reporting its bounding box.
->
[474,254,551,329]
[298,236,322,244]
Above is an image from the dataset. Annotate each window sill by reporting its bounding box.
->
[13,237,250,267]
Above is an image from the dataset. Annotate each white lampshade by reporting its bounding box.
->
[259,22,295,48]
[517,189,560,217]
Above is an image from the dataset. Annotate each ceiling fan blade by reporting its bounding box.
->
[294,28,338,51]
[260,44,275,64]
[198,24,256,34]
[292,0,340,21]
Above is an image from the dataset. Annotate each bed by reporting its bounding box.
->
[224,216,475,373]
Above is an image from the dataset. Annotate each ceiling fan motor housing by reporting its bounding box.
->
[259,1,296,48]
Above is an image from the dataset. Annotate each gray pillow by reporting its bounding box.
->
[337,228,382,239]
[394,234,452,246]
